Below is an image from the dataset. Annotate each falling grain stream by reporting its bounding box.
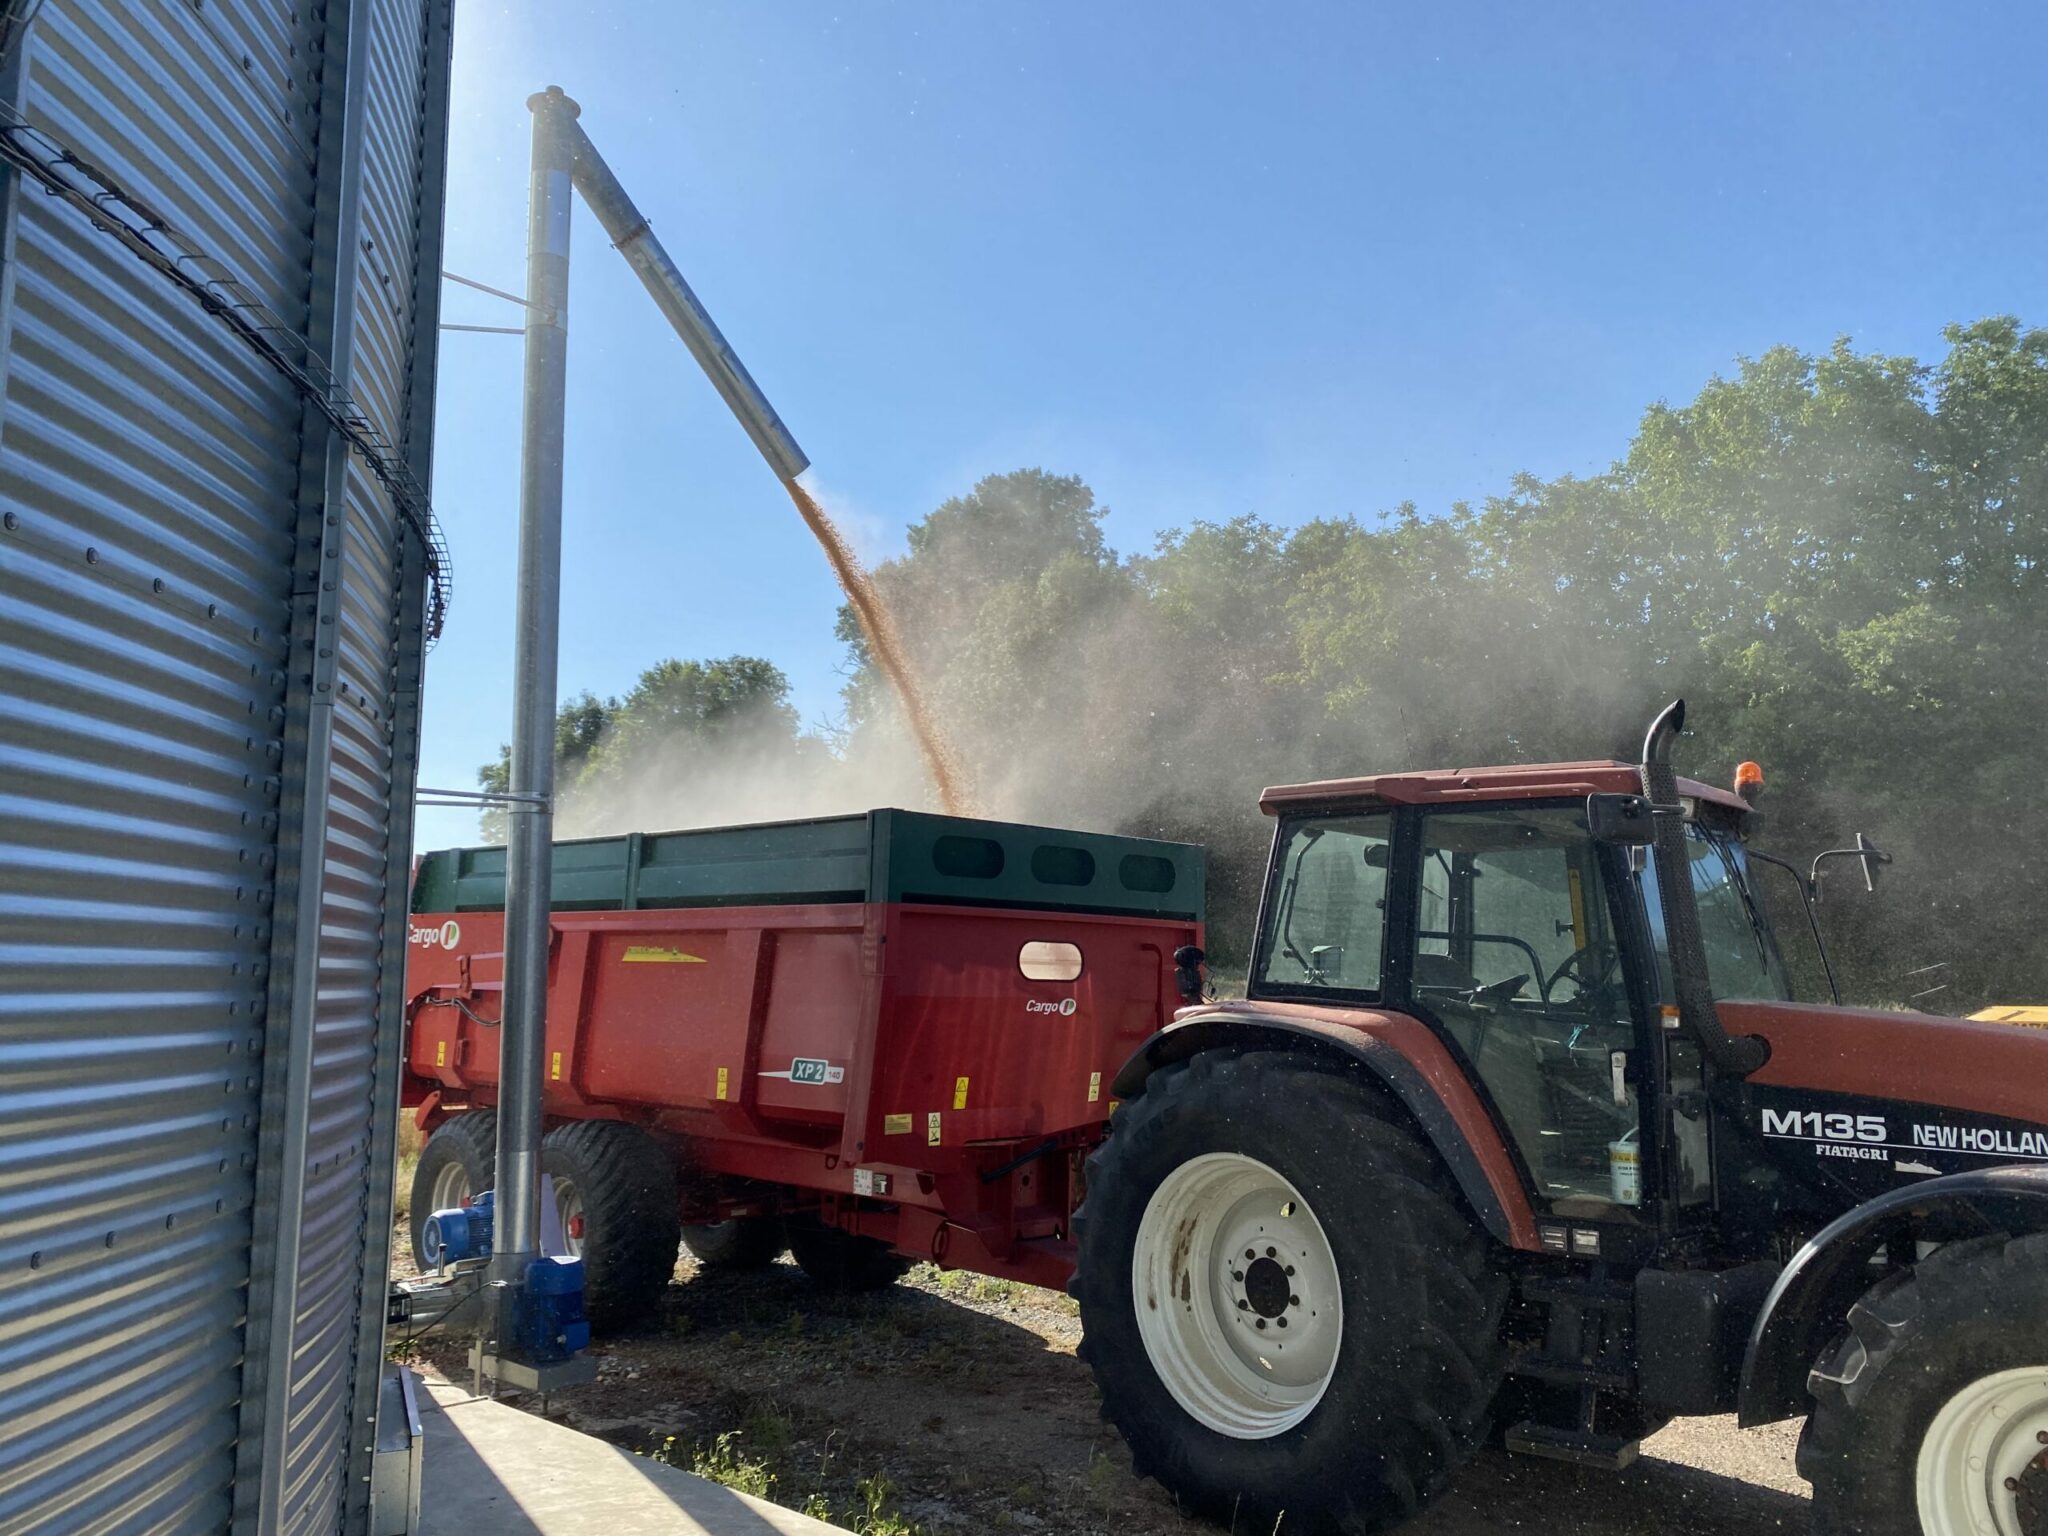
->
[782,478,972,816]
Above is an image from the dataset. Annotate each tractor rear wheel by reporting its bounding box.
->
[1072,1050,1508,1535]
[681,1218,786,1270]
[539,1120,682,1331]
[1802,1232,2048,1536]
[786,1216,910,1292]
[409,1112,496,1268]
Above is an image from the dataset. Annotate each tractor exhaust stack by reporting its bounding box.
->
[1638,699,1770,1077]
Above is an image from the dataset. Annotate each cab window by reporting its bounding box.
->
[1412,805,1640,1212]
[1253,812,1393,994]
[1638,827,1791,1002]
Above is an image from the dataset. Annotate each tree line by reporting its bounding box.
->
[482,318,2047,1010]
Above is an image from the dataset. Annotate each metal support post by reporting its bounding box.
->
[492,84,578,1347]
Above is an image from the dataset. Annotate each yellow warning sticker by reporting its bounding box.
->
[1973,1006,2048,1027]
[1087,1071,1102,1104]
[716,1066,730,1101]
[884,1113,914,1136]
[953,1076,970,1110]
[927,1111,942,1146]
[435,1040,446,1067]
[550,1051,562,1082]
[622,946,706,964]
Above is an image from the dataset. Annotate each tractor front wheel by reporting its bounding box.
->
[1802,1232,2048,1536]
[1072,1050,1507,1534]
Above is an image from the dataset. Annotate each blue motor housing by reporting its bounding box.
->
[516,1255,590,1363]
[422,1189,494,1267]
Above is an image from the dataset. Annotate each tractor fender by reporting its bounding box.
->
[1112,1004,1539,1251]
[1737,1163,2048,1426]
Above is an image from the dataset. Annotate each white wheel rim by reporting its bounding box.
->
[1916,1364,2048,1536]
[553,1176,585,1259]
[1131,1152,1342,1439]
[429,1159,471,1212]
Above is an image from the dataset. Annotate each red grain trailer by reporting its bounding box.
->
[401,810,1204,1323]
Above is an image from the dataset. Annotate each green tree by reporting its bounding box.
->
[474,657,814,841]
[831,320,2048,1001]
[476,691,619,841]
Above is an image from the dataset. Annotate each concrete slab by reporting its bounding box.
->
[416,1377,848,1536]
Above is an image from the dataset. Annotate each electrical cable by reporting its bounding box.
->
[392,1269,490,1357]
[0,107,452,640]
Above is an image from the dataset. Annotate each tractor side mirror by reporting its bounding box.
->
[1586,792,1656,847]
[1811,832,1893,901]
[1173,945,1206,1004]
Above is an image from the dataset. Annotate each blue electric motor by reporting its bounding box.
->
[422,1189,494,1267]
[418,1189,588,1365]
[517,1255,591,1363]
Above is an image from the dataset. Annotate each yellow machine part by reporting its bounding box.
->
[1970,1006,2048,1028]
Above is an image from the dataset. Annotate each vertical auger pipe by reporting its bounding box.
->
[561,117,810,483]
[494,85,579,1318]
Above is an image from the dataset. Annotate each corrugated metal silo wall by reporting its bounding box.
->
[0,1,453,1532]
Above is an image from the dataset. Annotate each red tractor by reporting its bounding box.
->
[1071,701,2048,1536]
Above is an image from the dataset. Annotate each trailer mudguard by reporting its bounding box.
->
[1112,1004,1540,1251]
[1737,1164,2048,1427]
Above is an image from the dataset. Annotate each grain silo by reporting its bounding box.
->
[0,1,455,1530]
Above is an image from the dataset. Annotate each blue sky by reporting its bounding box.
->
[418,2,2044,849]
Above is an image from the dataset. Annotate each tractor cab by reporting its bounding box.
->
[1248,758,1784,1237]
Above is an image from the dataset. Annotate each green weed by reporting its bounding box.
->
[684,1431,777,1500]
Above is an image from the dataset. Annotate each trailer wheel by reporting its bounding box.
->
[409,1112,496,1268]
[786,1216,910,1292]
[539,1121,682,1331]
[1802,1232,2048,1536]
[681,1219,786,1270]
[1072,1050,1507,1534]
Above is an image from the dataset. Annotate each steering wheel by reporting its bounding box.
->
[1544,941,1621,1006]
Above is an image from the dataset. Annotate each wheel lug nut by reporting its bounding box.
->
[1277,1317,1288,1328]
[1289,1294,1300,1306]
[1236,1299,1249,1311]
[2038,1431,2048,1445]
[2007,1477,2022,1492]
[1265,1247,1276,1258]
[1245,1249,1256,1261]
[1255,1318,1266,1329]
[1285,1265,1295,1276]
[1232,1271,1244,1282]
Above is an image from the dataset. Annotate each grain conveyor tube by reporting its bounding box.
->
[562,115,810,482]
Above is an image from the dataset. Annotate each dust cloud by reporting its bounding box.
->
[552,724,929,840]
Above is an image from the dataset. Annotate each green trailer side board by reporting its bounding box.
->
[410,810,1205,923]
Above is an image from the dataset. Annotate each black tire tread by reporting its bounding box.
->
[542,1119,682,1331]
[786,1217,911,1292]
[409,1111,497,1268]
[1804,1231,2048,1536]
[1071,1049,1508,1535]
[681,1217,786,1270]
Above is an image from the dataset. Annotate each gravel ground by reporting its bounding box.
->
[405,1242,1813,1536]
